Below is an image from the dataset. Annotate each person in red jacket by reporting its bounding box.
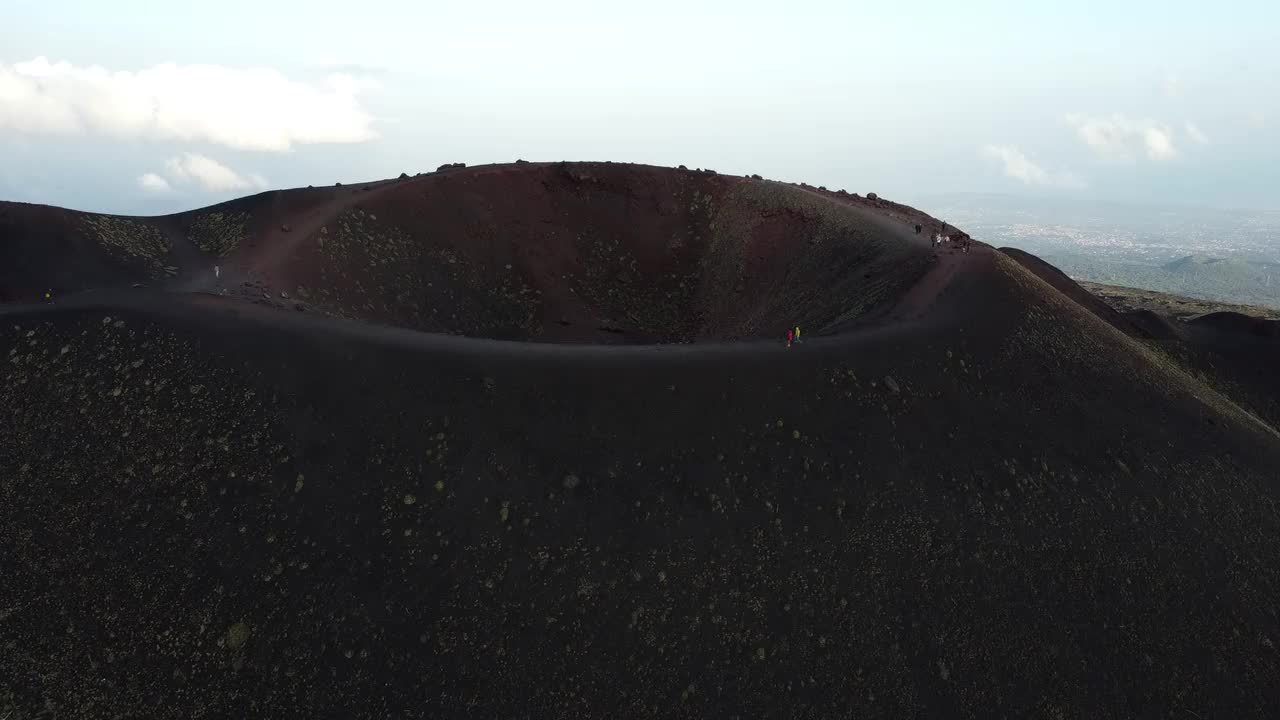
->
[787,328,794,349]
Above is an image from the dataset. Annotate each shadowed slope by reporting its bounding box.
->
[999,246,1146,337]
[1190,311,1280,338]
[3,238,1280,717]
[0,202,168,301]
[1033,253,1280,442]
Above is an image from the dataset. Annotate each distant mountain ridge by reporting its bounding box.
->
[1164,255,1246,272]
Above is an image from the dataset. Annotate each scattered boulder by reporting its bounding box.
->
[515,159,529,164]
[678,164,688,170]
[280,224,291,233]
[749,173,763,180]
[818,186,828,191]
[884,376,901,394]
[437,162,467,172]
[399,172,410,180]
[867,192,878,200]
[226,622,251,650]
[564,167,597,183]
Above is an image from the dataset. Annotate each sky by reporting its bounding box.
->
[2,0,1278,215]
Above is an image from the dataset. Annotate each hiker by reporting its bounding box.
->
[915,224,922,234]
[794,326,802,345]
[787,328,794,349]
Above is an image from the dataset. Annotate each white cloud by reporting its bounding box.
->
[1184,121,1209,145]
[0,56,376,152]
[1065,114,1136,159]
[1065,114,1180,161]
[981,145,1086,189]
[160,152,268,192]
[1143,126,1178,159]
[137,172,173,193]
[982,145,1049,184]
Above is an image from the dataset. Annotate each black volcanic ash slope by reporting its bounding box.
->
[3,243,1280,717]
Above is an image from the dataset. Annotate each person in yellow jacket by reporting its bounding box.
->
[794,326,801,344]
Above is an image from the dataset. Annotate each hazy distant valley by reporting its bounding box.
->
[924,193,1280,310]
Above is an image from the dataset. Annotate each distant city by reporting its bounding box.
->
[922,193,1280,310]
